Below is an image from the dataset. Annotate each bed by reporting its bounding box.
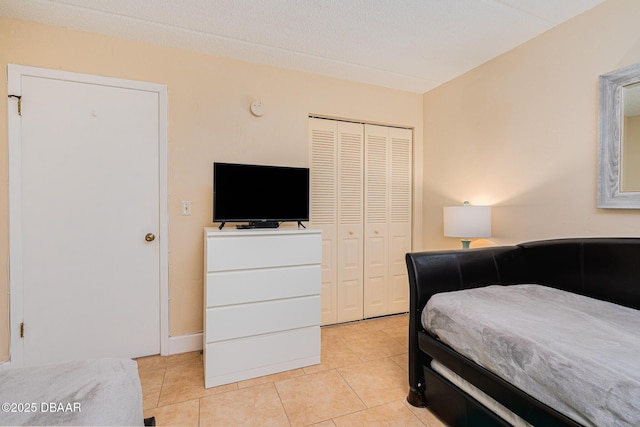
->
[0,358,145,426]
[406,238,640,426]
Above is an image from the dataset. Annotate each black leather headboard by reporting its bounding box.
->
[406,246,526,318]
[407,237,640,317]
[518,238,640,310]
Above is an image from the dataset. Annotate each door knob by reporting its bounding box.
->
[145,233,156,242]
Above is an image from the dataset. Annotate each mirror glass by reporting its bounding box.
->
[621,82,640,191]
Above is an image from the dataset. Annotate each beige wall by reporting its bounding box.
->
[0,17,424,362]
[423,0,640,250]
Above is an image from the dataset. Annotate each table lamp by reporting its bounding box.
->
[443,201,492,249]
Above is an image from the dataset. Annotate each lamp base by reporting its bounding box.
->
[460,239,471,249]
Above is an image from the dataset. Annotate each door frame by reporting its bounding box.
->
[7,64,170,366]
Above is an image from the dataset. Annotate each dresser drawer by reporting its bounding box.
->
[205,295,320,343]
[204,326,320,388]
[206,264,320,307]
[206,233,321,271]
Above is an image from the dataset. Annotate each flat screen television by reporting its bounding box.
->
[213,162,310,229]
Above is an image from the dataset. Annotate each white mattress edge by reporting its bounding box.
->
[431,359,532,427]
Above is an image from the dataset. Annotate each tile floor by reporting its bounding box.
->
[136,314,446,426]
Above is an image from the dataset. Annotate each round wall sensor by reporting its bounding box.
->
[250,100,265,117]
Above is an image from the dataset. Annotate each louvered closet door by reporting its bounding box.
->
[309,118,338,325]
[363,125,413,318]
[310,118,412,324]
[336,121,364,323]
[364,124,390,318]
[387,127,413,314]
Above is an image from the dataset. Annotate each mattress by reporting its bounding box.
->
[431,359,531,427]
[423,284,640,427]
[0,358,143,426]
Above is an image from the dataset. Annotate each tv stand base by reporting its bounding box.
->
[235,221,280,229]
[217,221,306,230]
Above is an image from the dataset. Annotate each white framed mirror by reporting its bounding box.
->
[598,63,640,208]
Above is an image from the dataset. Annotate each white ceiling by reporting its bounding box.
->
[0,0,606,93]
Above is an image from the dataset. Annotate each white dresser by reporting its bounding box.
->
[203,227,322,388]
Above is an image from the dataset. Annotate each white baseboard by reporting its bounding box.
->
[168,332,203,355]
[0,336,202,364]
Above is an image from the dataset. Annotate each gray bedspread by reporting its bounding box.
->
[0,358,143,426]
[423,284,640,427]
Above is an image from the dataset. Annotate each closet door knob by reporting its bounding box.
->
[145,233,156,242]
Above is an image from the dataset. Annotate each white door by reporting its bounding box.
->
[363,124,389,318]
[309,118,338,325]
[9,66,167,366]
[363,125,412,318]
[387,127,413,314]
[310,118,365,324]
[310,118,413,324]
[336,121,364,323]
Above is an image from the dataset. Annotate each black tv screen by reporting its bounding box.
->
[213,162,310,227]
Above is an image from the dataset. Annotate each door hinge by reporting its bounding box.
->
[8,94,22,116]
[20,322,24,338]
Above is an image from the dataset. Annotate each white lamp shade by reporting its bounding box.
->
[443,205,491,238]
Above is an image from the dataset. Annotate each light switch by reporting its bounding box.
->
[181,201,192,216]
